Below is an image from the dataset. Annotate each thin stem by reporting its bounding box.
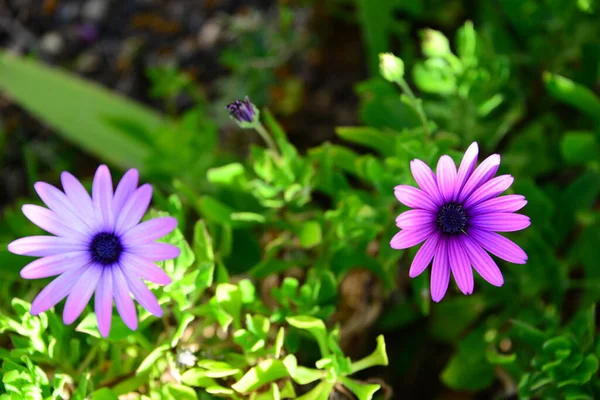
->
[396,78,432,139]
[76,342,100,376]
[254,121,281,161]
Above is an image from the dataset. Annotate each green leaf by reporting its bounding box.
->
[339,376,380,400]
[543,336,573,355]
[560,131,600,164]
[90,388,119,400]
[261,109,296,159]
[231,212,266,224]
[350,335,389,373]
[296,380,335,400]
[429,295,486,342]
[290,366,323,385]
[181,369,217,387]
[336,127,395,157]
[206,386,238,398]
[274,327,285,359]
[441,329,495,391]
[511,319,546,348]
[207,163,246,187]
[286,316,329,357]
[568,305,596,350]
[193,220,215,264]
[0,52,167,172]
[231,355,296,393]
[165,383,198,400]
[214,284,242,330]
[544,72,600,123]
[298,221,323,249]
[565,354,599,385]
[75,314,135,341]
[171,313,195,347]
[413,60,456,95]
[197,360,241,378]
[456,21,477,67]
[137,344,170,373]
[254,383,281,400]
[196,196,234,225]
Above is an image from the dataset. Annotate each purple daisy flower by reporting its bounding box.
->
[391,143,530,302]
[8,165,180,337]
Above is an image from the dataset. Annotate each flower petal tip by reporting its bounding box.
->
[20,268,33,280]
[63,313,77,325]
[152,307,164,318]
[29,303,44,316]
[408,270,421,279]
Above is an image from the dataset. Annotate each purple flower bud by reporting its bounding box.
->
[226,96,256,124]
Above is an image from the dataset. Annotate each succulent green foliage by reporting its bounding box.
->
[515,306,600,399]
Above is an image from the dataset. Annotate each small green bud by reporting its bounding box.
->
[379,53,405,82]
[422,29,451,58]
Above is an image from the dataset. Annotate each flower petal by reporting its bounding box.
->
[436,155,457,203]
[469,195,527,216]
[390,225,436,250]
[469,213,531,232]
[121,217,178,246]
[126,243,181,261]
[462,235,504,286]
[20,251,90,279]
[454,142,478,200]
[409,232,441,278]
[448,238,474,295]
[95,268,113,338]
[111,266,138,330]
[119,253,171,284]
[121,267,163,317]
[61,171,96,224]
[92,165,114,230]
[114,184,153,235]
[8,236,87,257]
[394,185,438,212]
[30,267,84,315]
[113,169,139,216]
[458,154,500,202]
[35,182,93,233]
[464,175,514,209]
[63,265,103,324]
[410,159,443,205]
[430,239,450,302]
[22,205,88,241]
[395,209,436,229]
[468,228,527,264]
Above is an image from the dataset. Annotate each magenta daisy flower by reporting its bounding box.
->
[8,165,180,337]
[391,143,530,302]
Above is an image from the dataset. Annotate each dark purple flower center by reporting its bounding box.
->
[437,203,467,235]
[90,232,123,265]
[226,96,255,123]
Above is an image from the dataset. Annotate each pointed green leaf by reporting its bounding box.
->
[0,52,168,172]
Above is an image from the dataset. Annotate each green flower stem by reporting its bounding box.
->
[254,121,282,161]
[395,78,432,139]
[76,342,101,375]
